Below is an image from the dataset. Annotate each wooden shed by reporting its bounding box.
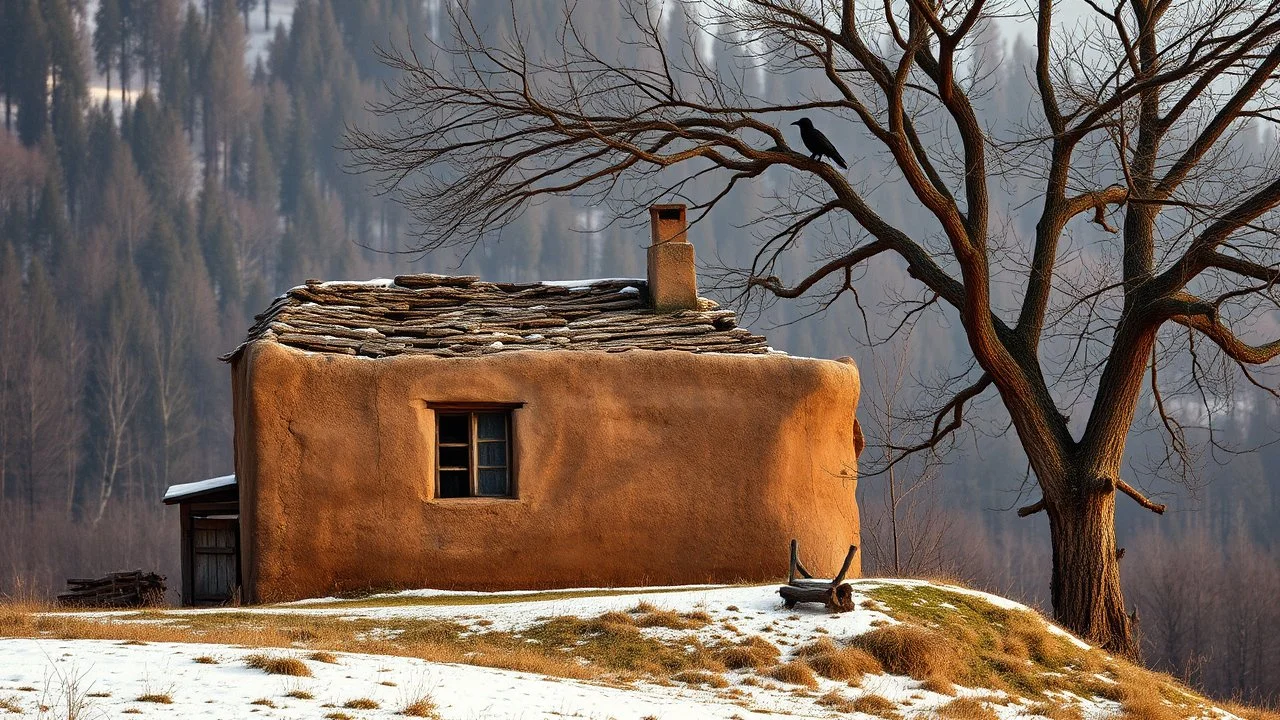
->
[162,475,240,606]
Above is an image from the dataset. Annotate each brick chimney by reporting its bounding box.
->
[646,204,698,311]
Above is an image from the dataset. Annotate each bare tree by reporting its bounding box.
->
[861,327,955,577]
[347,0,1280,655]
[91,311,143,525]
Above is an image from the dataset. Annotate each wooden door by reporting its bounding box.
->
[191,518,239,604]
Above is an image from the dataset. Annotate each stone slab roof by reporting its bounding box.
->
[224,274,775,360]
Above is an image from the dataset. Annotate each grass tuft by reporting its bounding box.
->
[135,693,173,704]
[193,655,218,664]
[851,693,900,718]
[800,641,883,683]
[344,698,380,710]
[1028,701,1084,720]
[816,690,856,712]
[250,698,277,708]
[0,697,21,714]
[937,697,999,720]
[245,653,312,676]
[672,670,729,688]
[715,635,780,670]
[400,694,441,718]
[285,689,315,700]
[307,650,339,664]
[766,660,818,689]
[850,624,965,685]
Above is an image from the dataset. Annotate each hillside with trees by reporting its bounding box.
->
[0,0,1276,705]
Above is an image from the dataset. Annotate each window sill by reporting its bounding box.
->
[427,496,521,505]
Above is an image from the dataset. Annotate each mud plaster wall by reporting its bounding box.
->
[232,342,863,602]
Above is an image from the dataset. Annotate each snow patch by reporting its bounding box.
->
[162,475,235,503]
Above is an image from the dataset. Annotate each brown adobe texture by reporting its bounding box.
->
[232,342,862,601]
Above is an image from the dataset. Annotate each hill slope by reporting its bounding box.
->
[0,580,1266,719]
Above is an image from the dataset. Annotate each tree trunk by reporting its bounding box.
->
[1047,485,1137,658]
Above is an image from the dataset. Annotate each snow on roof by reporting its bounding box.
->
[163,474,236,503]
[538,277,644,289]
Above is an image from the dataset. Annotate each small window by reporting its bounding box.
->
[434,409,514,498]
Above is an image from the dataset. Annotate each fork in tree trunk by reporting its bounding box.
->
[778,540,857,612]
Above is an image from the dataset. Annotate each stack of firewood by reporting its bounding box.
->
[56,570,166,607]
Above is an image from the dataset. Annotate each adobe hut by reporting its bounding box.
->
[188,205,863,605]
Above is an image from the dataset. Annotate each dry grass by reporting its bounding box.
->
[852,693,900,718]
[135,693,173,704]
[0,697,21,714]
[400,694,441,718]
[850,625,965,685]
[936,697,999,720]
[324,713,353,720]
[920,675,957,695]
[862,584,1116,699]
[193,655,218,664]
[1028,701,1084,720]
[816,690,856,712]
[716,635,781,669]
[672,670,729,689]
[245,653,313,677]
[1221,702,1280,720]
[251,698,277,708]
[794,637,883,683]
[633,608,711,630]
[343,697,380,710]
[285,689,315,700]
[308,650,339,664]
[767,660,818,689]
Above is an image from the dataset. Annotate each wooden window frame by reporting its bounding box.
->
[429,403,522,499]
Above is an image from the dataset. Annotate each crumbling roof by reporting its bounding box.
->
[224,274,775,360]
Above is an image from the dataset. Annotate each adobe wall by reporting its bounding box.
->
[232,342,863,602]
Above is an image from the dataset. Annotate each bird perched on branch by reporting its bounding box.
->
[791,118,847,170]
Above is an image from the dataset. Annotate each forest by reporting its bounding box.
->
[0,0,1276,705]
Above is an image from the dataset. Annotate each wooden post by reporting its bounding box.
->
[788,539,798,584]
[832,545,857,586]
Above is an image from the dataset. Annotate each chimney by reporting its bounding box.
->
[646,204,698,311]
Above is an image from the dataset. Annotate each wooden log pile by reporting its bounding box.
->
[222,274,777,360]
[778,540,858,613]
[56,570,166,608]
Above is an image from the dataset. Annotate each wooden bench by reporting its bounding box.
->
[778,540,857,612]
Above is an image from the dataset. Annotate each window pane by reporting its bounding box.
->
[438,445,469,469]
[477,413,507,440]
[477,441,507,467]
[438,414,469,444]
[478,468,510,496]
[439,470,470,498]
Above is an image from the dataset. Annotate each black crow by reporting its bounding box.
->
[791,118,847,170]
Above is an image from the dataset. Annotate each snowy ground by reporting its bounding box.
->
[0,581,1231,719]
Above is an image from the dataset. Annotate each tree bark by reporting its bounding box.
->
[1047,483,1136,658]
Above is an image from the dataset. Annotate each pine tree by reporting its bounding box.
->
[197,173,240,306]
[278,100,312,221]
[15,0,50,146]
[0,0,21,131]
[93,0,122,101]
[235,0,257,31]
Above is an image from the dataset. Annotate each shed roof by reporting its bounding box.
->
[224,274,775,360]
[163,474,237,505]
